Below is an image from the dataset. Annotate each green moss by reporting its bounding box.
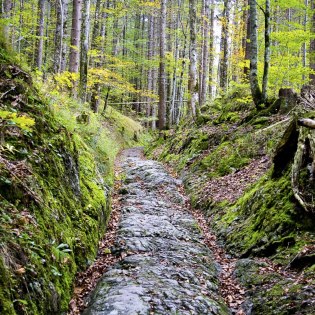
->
[0,55,142,314]
[210,169,315,260]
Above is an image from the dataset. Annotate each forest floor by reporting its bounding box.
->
[67,147,315,315]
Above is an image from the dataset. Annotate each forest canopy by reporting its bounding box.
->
[1,0,315,127]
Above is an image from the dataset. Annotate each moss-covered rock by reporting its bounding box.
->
[0,55,137,314]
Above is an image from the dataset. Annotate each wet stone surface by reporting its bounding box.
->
[83,148,229,315]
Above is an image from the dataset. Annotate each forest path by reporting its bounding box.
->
[82,147,231,315]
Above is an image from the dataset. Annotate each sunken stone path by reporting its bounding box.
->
[83,148,229,315]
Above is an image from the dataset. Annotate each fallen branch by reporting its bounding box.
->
[254,117,291,134]
[298,118,315,129]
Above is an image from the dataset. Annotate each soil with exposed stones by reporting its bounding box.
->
[69,147,250,315]
[82,148,245,314]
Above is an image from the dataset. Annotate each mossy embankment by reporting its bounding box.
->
[0,42,142,314]
[147,88,315,314]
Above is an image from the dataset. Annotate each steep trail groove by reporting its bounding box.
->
[76,148,247,314]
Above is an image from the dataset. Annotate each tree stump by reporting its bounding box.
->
[278,88,298,114]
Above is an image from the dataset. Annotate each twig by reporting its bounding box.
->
[0,86,15,100]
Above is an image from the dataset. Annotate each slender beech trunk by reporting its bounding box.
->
[177,23,188,124]
[2,0,12,42]
[92,0,101,49]
[17,0,23,55]
[244,0,251,78]
[158,0,167,130]
[170,0,181,126]
[43,0,50,77]
[188,0,198,117]
[151,15,158,130]
[208,0,214,98]
[69,0,82,73]
[100,0,108,59]
[79,0,90,102]
[90,0,102,113]
[219,0,230,92]
[146,8,154,129]
[200,0,210,106]
[35,0,45,70]
[60,0,69,72]
[249,0,263,108]
[199,0,205,106]
[112,0,119,57]
[54,0,63,73]
[262,0,270,103]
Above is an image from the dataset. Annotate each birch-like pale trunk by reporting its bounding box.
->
[208,0,214,98]
[188,0,198,117]
[158,0,167,130]
[79,0,90,103]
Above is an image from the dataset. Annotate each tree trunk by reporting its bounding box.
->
[79,0,90,102]
[91,0,101,50]
[158,0,167,130]
[200,0,210,106]
[112,0,119,57]
[2,0,12,42]
[169,0,181,126]
[146,7,154,129]
[60,0,69,72]
[249,0,263,108]
[243,0,250,78]
[53,0,63,73]
[35,0,45,70]
[262,0,270,103]
[177,23,188,125]
[218,0,230,92]
[69,0,82,73]
[208,0,214,98]
[188,0,198,117]
[151,16,158,130]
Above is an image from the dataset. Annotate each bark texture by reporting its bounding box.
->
[158,0,167,130]
[249,0,263,108]
[188,0,198,117]
[35,0,45,70]
[69,0,82,73]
